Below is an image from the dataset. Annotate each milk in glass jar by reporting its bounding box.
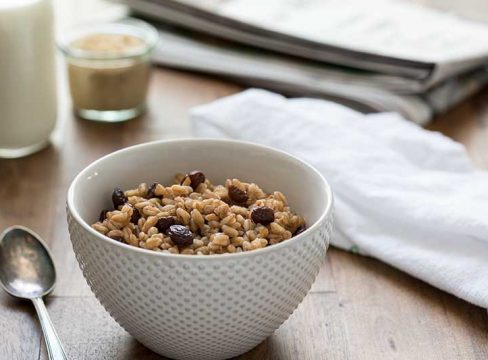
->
[0,0,57,158]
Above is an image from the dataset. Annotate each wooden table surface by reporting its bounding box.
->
[2,0,488,356]
[0,65,487,360]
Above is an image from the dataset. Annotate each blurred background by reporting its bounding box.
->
[53,0,488,28]
[50,0,488,126]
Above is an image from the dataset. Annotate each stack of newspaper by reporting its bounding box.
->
[115,0,488,124]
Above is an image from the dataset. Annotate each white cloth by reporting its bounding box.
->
[190,89,488,308]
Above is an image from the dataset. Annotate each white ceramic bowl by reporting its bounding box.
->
[67,139,333,360]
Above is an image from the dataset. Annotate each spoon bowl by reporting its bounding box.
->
[0,225,67,360]
[0,226,55,299]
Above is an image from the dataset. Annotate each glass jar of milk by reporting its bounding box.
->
[0,0,57,158]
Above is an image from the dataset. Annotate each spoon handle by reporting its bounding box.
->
[32,297,68,360]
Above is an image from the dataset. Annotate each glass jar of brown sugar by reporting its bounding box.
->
[58,18,159,122]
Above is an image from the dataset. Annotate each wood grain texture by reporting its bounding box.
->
[329,248,488,360]
[0,292,41,360]
[1,1,488,357]
[37,297,163,360]
[1,68,487,360]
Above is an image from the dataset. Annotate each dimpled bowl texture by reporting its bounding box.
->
[66,139,333,360]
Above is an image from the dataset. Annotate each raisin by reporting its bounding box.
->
[183,170,205,190]
[156,217,176,234]
[99,209,110,222]
[112,187,127,208]
[146,182,159,199]
[130,205,141,225]
[167,225,193,247]
[228,185,248,204]
[251,206,275,225]
[293,225,306,236]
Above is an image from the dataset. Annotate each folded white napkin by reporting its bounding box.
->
[190,89,488,308]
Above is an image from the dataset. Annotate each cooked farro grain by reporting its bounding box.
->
[91,171,306,255]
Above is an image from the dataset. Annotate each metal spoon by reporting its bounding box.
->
[0,226,67,360]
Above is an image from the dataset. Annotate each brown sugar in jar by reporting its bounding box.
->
[58,19,159,122]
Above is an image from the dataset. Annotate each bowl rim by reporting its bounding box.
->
[67,138,333,260]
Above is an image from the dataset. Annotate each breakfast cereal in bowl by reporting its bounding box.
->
[91,171,306,255]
